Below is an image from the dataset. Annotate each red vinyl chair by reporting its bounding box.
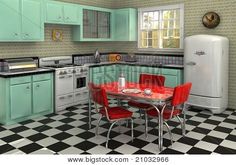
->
[145,82,192,147]
[128,74,165,121]
[88,82,133,148]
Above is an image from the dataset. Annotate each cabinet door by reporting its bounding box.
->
[21,0,43,40]
[164,75,178,87]
[46,1,63,23]
[33,80,52,114]
[83,9,97,38]
[92,73,104,85]
[64,4,79,24]
[114,9,129,41]
[97,11,110,38]
[10,83,31,120]
[104,71,116,83]
[0,0,21,41]
[114,8,137,41]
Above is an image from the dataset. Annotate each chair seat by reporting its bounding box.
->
[146,108,181,119]
[100,106,133,120]
[128,100,152,109]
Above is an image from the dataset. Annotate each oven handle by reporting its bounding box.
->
[59,75,73,79]
[75,73,87,77]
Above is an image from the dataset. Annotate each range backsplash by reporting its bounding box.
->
[73,53,183,65]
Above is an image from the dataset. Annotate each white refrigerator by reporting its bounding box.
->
[184,35,229,114]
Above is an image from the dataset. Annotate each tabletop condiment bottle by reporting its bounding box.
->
[118,73,125,91]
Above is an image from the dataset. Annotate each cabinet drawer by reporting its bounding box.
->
[92,66,104,73]
[33,73,51,82]
[10,76,31,85]
[162,69,179,75]
[105,65,116,71]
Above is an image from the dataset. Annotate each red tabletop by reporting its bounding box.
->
[100,82,174,103]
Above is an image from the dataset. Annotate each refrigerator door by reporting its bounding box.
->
[184,36,222,97]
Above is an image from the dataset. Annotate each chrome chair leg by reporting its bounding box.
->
[96,115,103,136]
[139,109,142,118]
[158,115,163,151]
[130,118,134,142]
[176,116,185,136]
[163,121,173,146]
[144,112,148,139]
[106,121,118,148]
[126,120,129,127]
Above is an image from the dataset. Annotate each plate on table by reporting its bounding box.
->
[122,88,141,94]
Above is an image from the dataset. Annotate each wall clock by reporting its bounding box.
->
[202,12,220,29]
[52,29,63,41]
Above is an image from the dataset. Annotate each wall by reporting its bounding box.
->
[0,0,235,109]
[112,0,236,109]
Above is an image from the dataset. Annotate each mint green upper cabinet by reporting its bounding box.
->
[45,1,80,25]
[0,0,21,41]
[22,0,44,40]
[0,0,44,42]
[73,5,113,41]
[113,8,137,41]
[45,1,63,23]
[10,78,31,120]
[64,4,79,23]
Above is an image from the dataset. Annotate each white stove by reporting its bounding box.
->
[39,56,89,112]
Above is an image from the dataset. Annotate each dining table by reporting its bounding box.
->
[88,81,174,151]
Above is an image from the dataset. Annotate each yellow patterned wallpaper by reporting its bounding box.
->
[0,0,235,109]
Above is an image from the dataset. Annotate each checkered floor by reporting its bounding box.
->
[0,100,236,154]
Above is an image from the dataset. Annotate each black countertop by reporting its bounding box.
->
[83,61,184,69]
[0,68,55,78]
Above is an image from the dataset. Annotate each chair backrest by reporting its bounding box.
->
[139,74,165,87]
[88,82,109,107]
[171,82,192,107]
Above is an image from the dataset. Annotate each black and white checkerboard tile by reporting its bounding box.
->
[0,100,236,154]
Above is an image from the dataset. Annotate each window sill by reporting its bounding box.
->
[137,48,184,54]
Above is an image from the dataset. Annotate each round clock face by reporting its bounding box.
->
[202,12,220,28]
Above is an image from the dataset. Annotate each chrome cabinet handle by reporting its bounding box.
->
[14,33,18,36]
[186,61,196,66]
[59,96,65,99]
[68,75,73,78]
[36,84,40,88]
[26,86,30,89]
[68,95,73,98]
[75,93,80,96]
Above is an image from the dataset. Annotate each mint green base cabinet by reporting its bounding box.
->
[89,64,183,88]
[161,68,183,87]
[33,74,53,114]
[0,73,54,125]
[113,8,137,41]
[10,83,31,120]
[45,0,80,25]
[0,0,44,42]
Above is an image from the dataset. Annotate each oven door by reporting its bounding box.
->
[74,73,88,92]
[56,74,74,95]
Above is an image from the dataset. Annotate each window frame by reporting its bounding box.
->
[138,4,184,52]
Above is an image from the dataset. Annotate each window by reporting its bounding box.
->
[138,4,184,51]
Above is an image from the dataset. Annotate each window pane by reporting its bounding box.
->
[163,38,180,48]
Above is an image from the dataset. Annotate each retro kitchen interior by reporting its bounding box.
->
[0,0,235,155]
